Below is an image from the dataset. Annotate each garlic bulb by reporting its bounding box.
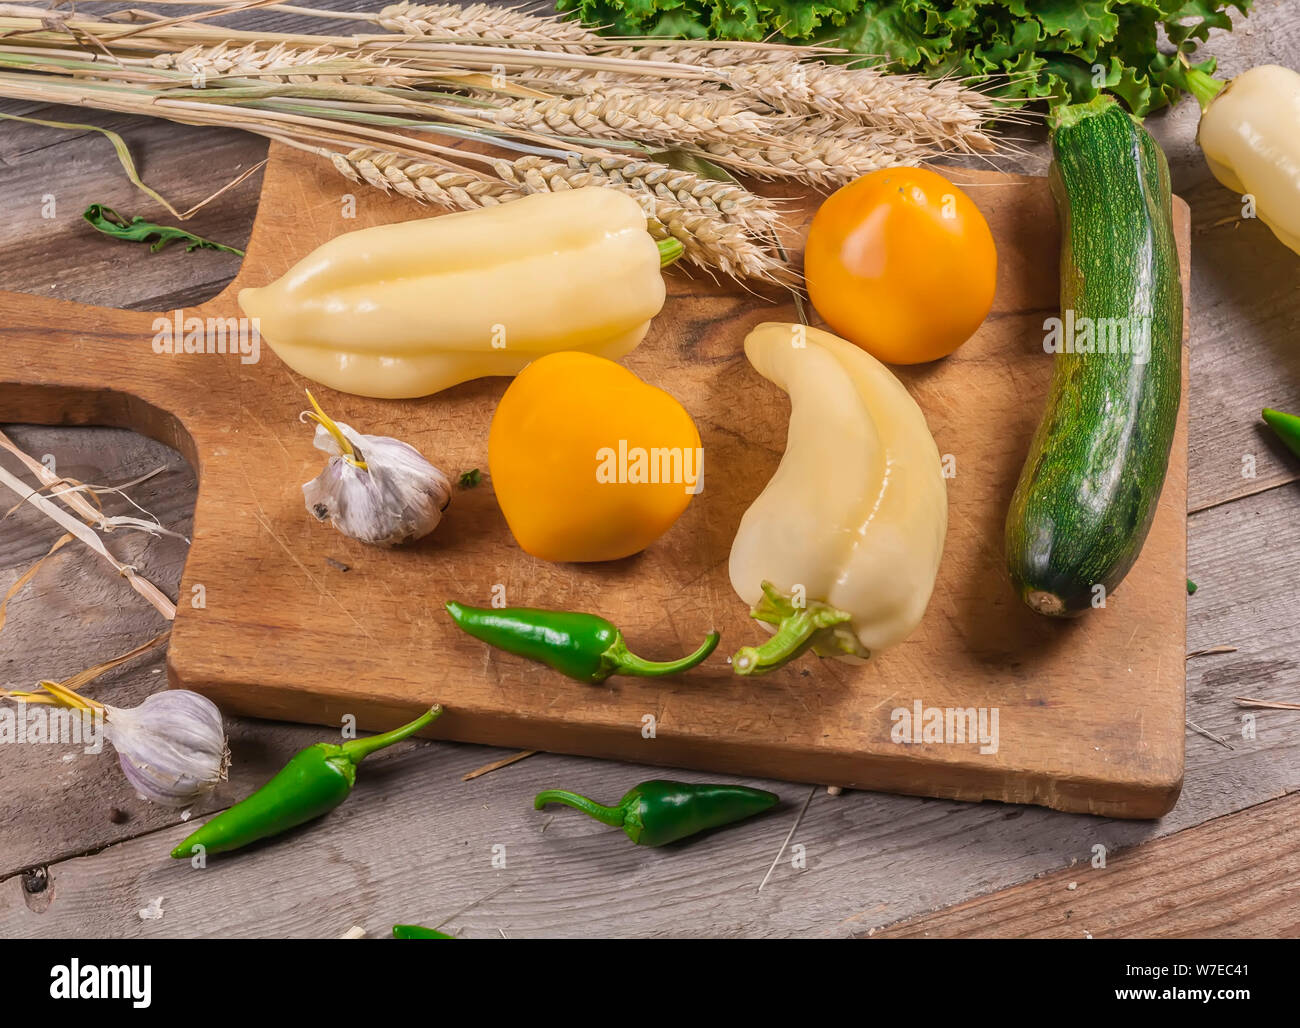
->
[104,690,230,808]
[301,393,453,546]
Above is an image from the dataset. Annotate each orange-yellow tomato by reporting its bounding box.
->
[489,351,702,563]
[804,167,997,365]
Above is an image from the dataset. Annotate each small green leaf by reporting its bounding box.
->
[82,205,244,257]
[458,468,483,489]
[649,148,739,182]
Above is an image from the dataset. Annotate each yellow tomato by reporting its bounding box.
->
[804,167,997,364]
[489,351,701,563]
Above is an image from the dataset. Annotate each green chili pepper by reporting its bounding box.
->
[445,602,719,684]
[534,779,779,847]
[1263,408,1300,459]
[171,706,441,859]
[393,924,454,939]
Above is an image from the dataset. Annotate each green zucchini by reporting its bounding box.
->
[1005,96,1182,617]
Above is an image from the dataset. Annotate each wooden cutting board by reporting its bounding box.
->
[0,143,1190,818]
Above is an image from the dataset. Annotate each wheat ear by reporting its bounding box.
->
[329,147,524,208]
[376,2,601,45]
[509,151,783,235]
[471,93,778,148]
[493,154,793,285]
[723,62,1002,153]
[371,3,778,96]
[703,121,934,186]
[326,146,790,285]
[151,42,408,86]
[374,5,1002,151]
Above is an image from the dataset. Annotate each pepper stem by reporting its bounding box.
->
[656,236,685,267]
[732,582,868,676]
[601,630,720,679]
[534,789,626,828]
[1176,53,1226,112]
[339,705,442,764]
[303,390,368,470]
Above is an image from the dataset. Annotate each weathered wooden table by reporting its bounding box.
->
[1,1,1297,939]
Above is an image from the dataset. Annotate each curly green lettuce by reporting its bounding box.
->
[554,0,1253,115]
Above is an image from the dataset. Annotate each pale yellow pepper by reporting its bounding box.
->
[1184,63,1300,256]
[239,188,677,398]
[729,323,948,674]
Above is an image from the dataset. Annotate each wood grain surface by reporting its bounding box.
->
[874,792,1300,938]
[0,144,1192,818]
[0,0,1296,939]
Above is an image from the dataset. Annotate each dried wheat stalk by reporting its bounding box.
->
[374,2,1002,152]
[496,154,793,285]
[723,62,1000,153]
[0,2,1022,284]
[472,93,778,148]
[330,147,522,208]
[327,144,790,284]
[376,2,599,46]
[550,152,783,235]
[375,3,780,99]
[150,41,407,85]
[704,120,933,186]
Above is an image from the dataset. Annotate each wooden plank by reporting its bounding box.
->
[872,793,1300,938]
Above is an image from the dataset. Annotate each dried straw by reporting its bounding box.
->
[374,2,1004,152]
[723,62,1002,153]
[375,2,599,46]
[150,41,406,85]
[704,119,932,186]
[471,92,778,148]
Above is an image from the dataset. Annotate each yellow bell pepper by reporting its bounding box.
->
[489,351,702,563]
[238,188,679,398]
[728,323,948,674]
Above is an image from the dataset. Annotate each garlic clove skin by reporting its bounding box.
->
[104,690,230,808]
[302,421,452,546]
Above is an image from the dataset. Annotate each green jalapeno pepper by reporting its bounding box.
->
[171,706,441,860]
[445,602,719,684]
[534,778,779,846]
[1263,408,1300,459]
[393,924,454,939]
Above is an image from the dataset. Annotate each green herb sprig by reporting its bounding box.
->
[83,204,244,256]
